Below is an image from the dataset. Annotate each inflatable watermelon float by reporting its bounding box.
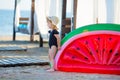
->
[55,24,120,74]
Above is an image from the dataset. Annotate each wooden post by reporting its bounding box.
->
[73,0,78,29]
[61,0,67,39]
[39,33,43,47]
[30,0,35,41]
[13,0,17,41]
[61,0,78,39]
[61,0,67,24]
[71,0,78,31]
[96,17,98,24]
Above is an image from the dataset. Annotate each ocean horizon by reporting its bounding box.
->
[0,9,71,36]
[0,9,30,36]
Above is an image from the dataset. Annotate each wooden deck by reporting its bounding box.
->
[0,57,49,67]
[0,46,27,51]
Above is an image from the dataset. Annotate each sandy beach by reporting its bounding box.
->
[0,35,120,80]
[0,35,48,59]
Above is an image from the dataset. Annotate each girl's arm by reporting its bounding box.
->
[54,34,61,50]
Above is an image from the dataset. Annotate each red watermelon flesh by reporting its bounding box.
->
[55,31,120,74]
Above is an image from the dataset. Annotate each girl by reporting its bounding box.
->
[46,16,61,71]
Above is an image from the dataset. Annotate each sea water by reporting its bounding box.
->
[0,9,30,36]
[0,9,71,38]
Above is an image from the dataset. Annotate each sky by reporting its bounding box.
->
[0,0,72,12]
[0,0,31,10]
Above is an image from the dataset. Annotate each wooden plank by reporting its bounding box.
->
[1,59,17,64]
[61,27,71,38]
[0,46,27,51]
[19,22,28,25]
[0,58,49,67]
[62,18,71,25]
[19,17,29,21]
[19,17,29,25]
[6,58,24,64]
[0,60,10,64]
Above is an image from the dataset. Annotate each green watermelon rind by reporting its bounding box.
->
[61,24,120,45]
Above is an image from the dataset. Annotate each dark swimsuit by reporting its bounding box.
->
[48,30,59,49]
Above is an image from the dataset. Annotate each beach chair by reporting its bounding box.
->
[15,17,43,47]
[16,17,29,34]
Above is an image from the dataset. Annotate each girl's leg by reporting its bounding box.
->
[47,46,57,71]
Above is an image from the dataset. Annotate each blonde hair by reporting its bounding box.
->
[46,16,59,30]
[52,24,58,30]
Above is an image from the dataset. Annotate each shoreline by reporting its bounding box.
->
[0,35,48,41]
